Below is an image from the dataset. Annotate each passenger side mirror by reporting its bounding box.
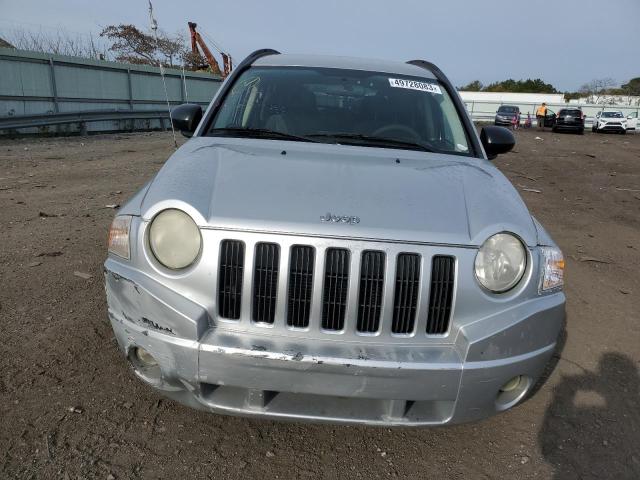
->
[171,104,203,137]
[480,126,515,160]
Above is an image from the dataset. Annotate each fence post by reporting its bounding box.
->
[48,58,59,113]
[126,68,133,110]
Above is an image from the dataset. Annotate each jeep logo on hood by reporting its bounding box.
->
[320,212,360,225]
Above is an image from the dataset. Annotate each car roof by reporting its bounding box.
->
[253,54,438,79]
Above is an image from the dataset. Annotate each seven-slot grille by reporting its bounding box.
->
[218,240,245,320]
[287,246,315,328]
[252,243,280,324]
[216,241,456,336]
[392,253,421,334]
[321,248,350,331]
[357,251,385,333]
[426,256,455,334]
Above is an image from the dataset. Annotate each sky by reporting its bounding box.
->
[1,0,638,91]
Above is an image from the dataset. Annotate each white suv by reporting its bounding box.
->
[593,111,627,134]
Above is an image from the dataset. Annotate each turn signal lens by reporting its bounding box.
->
[108,215,132,260]
[539,246,564,292]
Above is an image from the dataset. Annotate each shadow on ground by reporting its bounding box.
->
[540,352,640,479]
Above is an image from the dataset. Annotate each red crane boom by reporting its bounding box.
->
[188,22,232,78]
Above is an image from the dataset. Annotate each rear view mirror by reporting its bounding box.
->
[171,104,203,137]
[480,126,515,160]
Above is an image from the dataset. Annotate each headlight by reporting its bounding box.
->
[475,233,527,293]
[539,246,564,293]
[148,209,202,270]
[108,215,132,259]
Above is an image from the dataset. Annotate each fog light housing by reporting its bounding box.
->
[135,347,157,366]
[129,347,162,385]
[495,375,531,411]
[500,375,523,392]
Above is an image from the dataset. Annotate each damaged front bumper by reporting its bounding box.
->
[105,259,565,426]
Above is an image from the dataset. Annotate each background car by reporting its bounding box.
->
[626,112,638,132]
[593,111,627,134]
[552,107,585,134]
[543,109,557,128]
[494,105,520,126]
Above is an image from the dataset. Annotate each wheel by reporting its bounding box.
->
[552,127,557,133]
[578,129,584,135]
[592,126,596,133]
[621,129,627,135]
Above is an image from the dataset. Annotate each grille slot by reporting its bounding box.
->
[392,253,420,334]
[287,246,315,328]
[321,248,350,331]
[218,240,244,320]
[357,251,385,333]
[426,256,455,334]
[252,243,280,324]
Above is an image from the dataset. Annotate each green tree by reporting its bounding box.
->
[621,77,640,96]
[483,78,557,94]
[459,80,483,91]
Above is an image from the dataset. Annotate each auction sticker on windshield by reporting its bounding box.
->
[388,78,442,94]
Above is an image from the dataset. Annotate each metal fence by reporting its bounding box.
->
[0,48,222,134]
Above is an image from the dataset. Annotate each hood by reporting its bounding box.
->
[140,137,537,247]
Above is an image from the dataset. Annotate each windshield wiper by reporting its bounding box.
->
[306,133,437,152]
[209,127,318,143]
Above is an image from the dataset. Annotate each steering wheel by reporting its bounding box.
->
[372,124,421,142]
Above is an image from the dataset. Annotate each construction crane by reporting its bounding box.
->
[188,22,232,78]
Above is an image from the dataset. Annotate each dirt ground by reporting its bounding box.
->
[1,128,639,480]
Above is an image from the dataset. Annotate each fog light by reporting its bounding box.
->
[500,375,523,393]
[495,375,531,411]
[135,347,157,366]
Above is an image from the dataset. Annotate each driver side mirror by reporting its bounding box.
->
[171,104,203,137]
[480,126,515,160]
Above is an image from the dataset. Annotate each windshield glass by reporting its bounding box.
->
[208,66,471,155]
[559,109,581,116]
[498,106,518,113]
[601,112,623,118]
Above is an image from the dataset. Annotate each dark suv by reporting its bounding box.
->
[494,105,520,126]
[552,108,584,134]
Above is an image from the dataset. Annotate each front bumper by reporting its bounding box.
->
[596,123,625,132]
[105,257,565,426]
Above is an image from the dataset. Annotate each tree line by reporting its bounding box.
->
[459,77,640,103]
[1,24,210,71]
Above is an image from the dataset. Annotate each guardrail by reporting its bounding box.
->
[0,109,171,133]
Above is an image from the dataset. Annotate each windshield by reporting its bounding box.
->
[601,112,623,118]
[559,109,581,116]
[498,106,518,113]
[208,66,471,155]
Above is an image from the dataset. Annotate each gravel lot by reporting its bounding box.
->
[1,129,639,479]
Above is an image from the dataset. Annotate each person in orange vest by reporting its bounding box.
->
[536,103,548,131]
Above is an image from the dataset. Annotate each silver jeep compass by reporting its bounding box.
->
[105,50,565,426]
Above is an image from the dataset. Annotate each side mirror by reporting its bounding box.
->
[171,104,203,137]
[480,126,515,160]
